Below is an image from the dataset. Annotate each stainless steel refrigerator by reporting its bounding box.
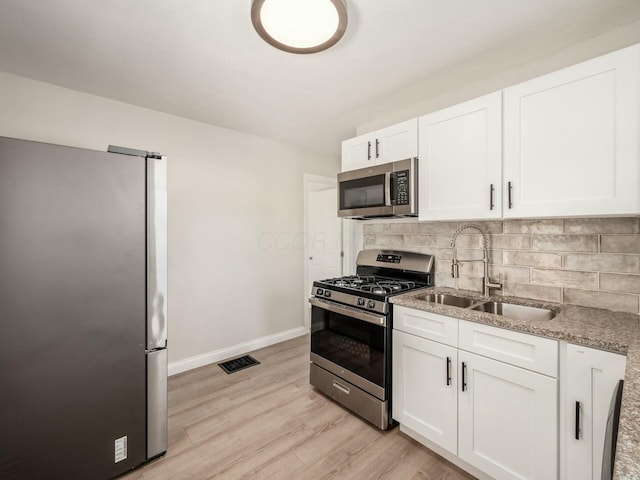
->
[0,136,168,479]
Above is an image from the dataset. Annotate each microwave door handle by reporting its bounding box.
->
[384,172,393,207]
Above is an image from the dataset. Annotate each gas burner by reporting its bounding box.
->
[350,275,375,285]
[321,276,422,296]
[377,280,416,291]
[327,275,376,288]
[361,285,392,295]
[377,281,402,291]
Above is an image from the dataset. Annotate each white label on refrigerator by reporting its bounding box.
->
[114,436,128,463]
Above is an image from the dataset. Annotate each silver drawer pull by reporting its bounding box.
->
[332,381,351,395]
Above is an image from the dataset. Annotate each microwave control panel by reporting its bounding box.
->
[393,170,410,205]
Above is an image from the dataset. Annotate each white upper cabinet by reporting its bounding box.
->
[341,118,417,172]
[346,43,640,218]
[418,92,502,220]
[341,131,377,172]
[375,118,418,164]
[503,44,640,218]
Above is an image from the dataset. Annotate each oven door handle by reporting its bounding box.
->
[309,297,387,327]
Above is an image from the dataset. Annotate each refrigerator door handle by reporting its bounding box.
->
[147,155,168,350]
[147,348,168,459]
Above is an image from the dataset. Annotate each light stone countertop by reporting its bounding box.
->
[390,286,640,480]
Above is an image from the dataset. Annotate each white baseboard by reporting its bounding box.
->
[168,326,309,376]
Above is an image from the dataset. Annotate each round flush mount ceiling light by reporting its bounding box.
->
[251,0,348,54]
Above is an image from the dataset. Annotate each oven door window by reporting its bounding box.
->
[339,174,386,210]
[311,305,386,389]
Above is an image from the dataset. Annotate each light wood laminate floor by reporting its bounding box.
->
[121,335,475,480]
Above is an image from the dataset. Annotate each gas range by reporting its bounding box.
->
[313,276,425,314]
[309,249,435,430]
[319,275,419,295]
[311,250,434,315]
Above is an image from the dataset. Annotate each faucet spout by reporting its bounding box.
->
[449,224,502,296]
[451,223,490,250]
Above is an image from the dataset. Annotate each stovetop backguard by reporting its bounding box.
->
[356,249,434,275]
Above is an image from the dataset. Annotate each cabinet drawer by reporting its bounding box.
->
[459,320,558,377]
[393,305,458,347]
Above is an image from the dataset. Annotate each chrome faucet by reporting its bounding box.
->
[450,224,502,297]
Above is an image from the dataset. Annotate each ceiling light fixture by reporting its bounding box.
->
[251,0,348,54]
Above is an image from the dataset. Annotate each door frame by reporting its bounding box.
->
[303,174,341,330]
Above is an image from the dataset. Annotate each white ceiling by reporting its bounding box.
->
[1,0,640,156]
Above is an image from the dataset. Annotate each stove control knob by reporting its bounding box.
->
[324,290,331,298]
[316,288,323,296]
[368,300,376,309]
[357,298,365,306]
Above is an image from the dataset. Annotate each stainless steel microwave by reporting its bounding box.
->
[338,158,418,219]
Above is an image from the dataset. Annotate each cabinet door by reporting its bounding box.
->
[503,44,640,218]
[458,351,557,480]
[341,132,377,172]
[418,92,502,221]
[392,330,458,455]
[564,344,626,480]
[375,118,418,165]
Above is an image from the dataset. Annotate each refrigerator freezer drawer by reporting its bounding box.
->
[147,348,168,459]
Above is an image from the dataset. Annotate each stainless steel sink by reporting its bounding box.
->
[420,293,477,309]
[471,301,555,321]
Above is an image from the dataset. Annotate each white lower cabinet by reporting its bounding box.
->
[392,330,458,454]
[458,350,558,480]
[393,307,631,480]
[562,344,626,480]
[393,311,559,480]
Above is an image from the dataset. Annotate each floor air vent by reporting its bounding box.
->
[218,355,260,374]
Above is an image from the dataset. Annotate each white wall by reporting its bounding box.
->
[357,19,640,135]
[0,71,340,373]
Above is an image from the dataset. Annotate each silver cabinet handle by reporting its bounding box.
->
[333,381,350,395]
[461,362,467,392]
[508,181,513,209]
[490,183,495,210]
[375,139,380,158]
[367,141,372,160]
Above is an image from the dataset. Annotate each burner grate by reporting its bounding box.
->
[320,275,424,296]
[218,355,260,374]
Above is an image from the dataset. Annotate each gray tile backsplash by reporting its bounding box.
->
[600,235,640,254]
[362,217,640,314]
